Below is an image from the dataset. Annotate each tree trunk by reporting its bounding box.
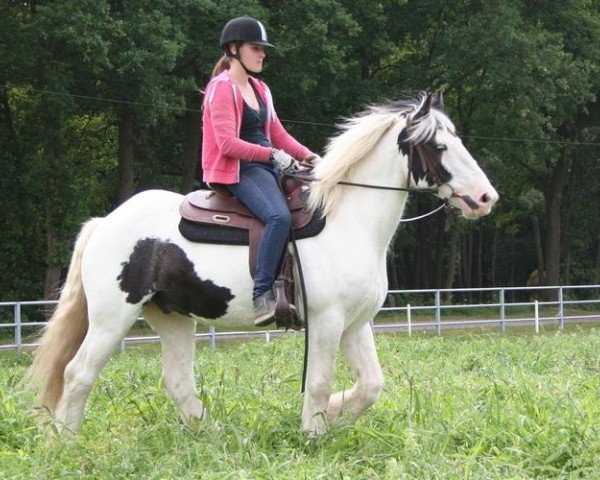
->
[490,227,498,287]
[42,114,65,299]
[444,222,460,301]
[561,156,578,286]
[414,221,424,288]
[44,263,62,299]
[0,86,17,140]
[433,213,446,287]
[532,216,545,284]
[465,227,473,301]
[543,145,572,293]
[595,235,600,284]
[509,236,516,287]
[180,94,202,193]
[476,223,483,300]
[117,106,135,204]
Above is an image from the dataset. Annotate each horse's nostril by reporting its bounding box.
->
[480,193,490,204]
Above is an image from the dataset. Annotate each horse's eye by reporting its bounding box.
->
[436,144,447,152]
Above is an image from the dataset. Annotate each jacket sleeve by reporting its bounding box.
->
[270,114,314,160]
[207,81,272,162]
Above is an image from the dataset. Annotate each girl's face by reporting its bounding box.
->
[234,43,266,73]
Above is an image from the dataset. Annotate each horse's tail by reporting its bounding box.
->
[27,217,102,413]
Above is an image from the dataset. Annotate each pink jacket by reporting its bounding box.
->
[201,70,313,184]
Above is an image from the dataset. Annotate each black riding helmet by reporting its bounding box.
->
[219,16,274,51]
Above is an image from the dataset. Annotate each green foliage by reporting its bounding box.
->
[1,0,600,298]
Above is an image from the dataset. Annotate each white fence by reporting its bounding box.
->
[1,284,600,352]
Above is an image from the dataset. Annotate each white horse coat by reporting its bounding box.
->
[28,94,498,434]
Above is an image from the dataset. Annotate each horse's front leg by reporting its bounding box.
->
[301,311,344,435]
[326,321,384,422]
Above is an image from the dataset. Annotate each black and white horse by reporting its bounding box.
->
[28,94,498,434]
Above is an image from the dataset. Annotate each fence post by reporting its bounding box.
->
[209,326,217,351]
[499,289,506,334]
[558,286,564,331]
[407,304,412,337]
[14,303,22,352]
[534,300,539,333]
[435,290,441,336]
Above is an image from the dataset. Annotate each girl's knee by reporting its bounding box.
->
[269,208,291,228]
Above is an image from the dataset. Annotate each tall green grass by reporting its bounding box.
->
[2,329,600,478]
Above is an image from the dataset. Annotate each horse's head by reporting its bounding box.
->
[398,93,498,219]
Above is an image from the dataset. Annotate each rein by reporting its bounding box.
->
[288,168,452,223]
[337,179,448,223]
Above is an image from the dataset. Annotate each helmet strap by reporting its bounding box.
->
[225,42,260,76]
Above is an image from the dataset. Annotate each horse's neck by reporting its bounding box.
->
[329,132,409,253]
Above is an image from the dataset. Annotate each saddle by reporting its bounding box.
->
[178,176,325,330]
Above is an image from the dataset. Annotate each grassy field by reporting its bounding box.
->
[2,328,600,478]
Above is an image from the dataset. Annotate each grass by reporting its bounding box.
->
[2,329,600,478]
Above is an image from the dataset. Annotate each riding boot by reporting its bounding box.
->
[253,290,276,326]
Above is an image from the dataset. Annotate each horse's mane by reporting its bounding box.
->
[308,97,455,216]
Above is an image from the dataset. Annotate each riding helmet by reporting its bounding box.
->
[219,16,274,49]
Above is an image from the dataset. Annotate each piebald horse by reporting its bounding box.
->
[28,94,498,434]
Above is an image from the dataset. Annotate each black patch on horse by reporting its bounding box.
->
[117,238,234,319]
[397,127,451,186]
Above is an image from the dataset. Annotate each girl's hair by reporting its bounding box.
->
[211,55,231,77]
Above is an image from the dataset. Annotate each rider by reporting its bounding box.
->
[201,16,318,326]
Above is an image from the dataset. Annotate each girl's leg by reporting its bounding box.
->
[226,165,291,299]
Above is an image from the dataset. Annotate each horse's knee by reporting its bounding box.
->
[360,376,384,406]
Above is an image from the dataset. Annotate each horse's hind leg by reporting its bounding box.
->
[55,303,141,433]
[143,304,204,424]
[326,322,384,422]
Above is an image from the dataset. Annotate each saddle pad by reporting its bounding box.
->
[178,214,326,245]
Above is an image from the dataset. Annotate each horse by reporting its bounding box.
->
[27,93,498,435]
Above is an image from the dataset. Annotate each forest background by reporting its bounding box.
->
[1,0,600,302]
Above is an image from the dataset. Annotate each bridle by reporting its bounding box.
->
[402,115,480,212]
[289,118,480,221]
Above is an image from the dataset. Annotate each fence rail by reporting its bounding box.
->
[1,284,600,352]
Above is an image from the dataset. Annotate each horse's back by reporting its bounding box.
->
[79,189,255,324]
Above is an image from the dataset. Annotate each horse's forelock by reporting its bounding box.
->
[407,109,455,145]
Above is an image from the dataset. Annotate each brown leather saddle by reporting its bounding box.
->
[178,177,325,330]
[179,178,321,275]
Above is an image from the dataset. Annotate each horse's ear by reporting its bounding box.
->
[413,93,432,121]
[432,91,444,110]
